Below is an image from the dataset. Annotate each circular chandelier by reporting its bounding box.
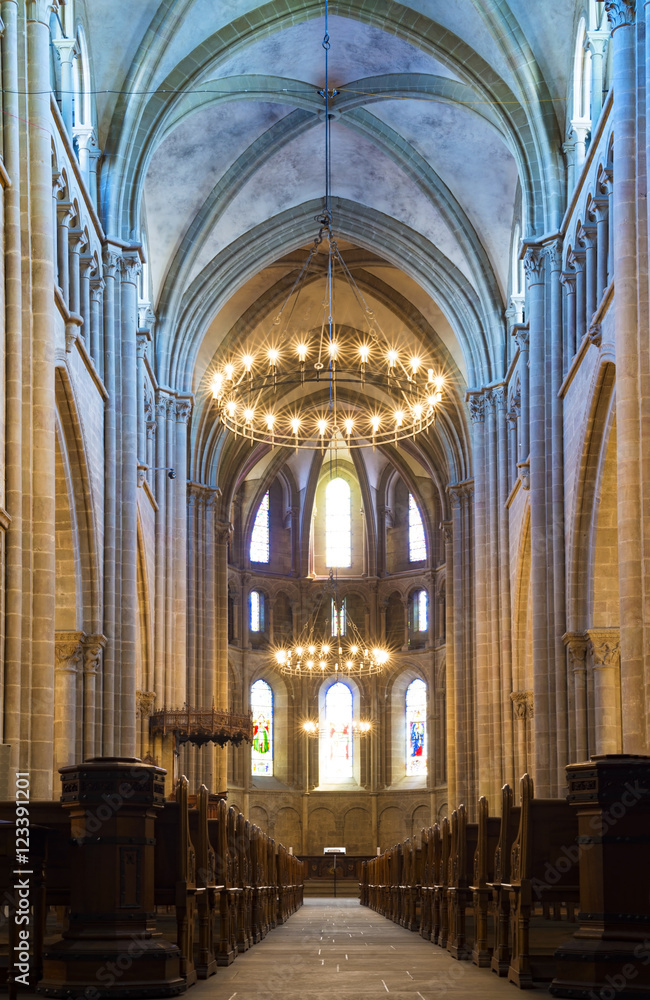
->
[208,3,447,451]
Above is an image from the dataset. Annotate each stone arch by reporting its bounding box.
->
[250,805,269,834]
[378,805,407,850]
[411,804,430,839]
[307,807,337,854]
[273,806,302,852]
[343,807,373,854]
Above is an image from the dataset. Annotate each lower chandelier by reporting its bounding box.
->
[272,617,390,678]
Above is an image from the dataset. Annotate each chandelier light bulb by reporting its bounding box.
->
[322,644,330,655]
[308,644,316,655]
[387,349,398,367]
[370,415,381,432]
[265,413,275,429]
[344,418,354,435]
[242,354,254,372]
[211,373,223,398]
[268,348,279,365]
[297,344,308,362]
[317,419,328,436]
[296,645,304,657]
[359,344,370,363]
[328,341,339,359]
[244,407,255,422]
[413,403,423,421]
[394,409,404,425]
[226,400,237,417]
[410,357,421,374]
[291,417,301,434]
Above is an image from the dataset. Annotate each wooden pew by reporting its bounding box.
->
[470,795,501,967]
[235,812,251,952]
[266,834,277,930]
[419,827,434,940]
[208,797,237,965]
[487,783,520,976]
[188,784,218,979]
[433,817,450,947]
[505,774,579,988]
[447,805,478,960]
[153,774,200,986]
[358,859,369,907]
[402,838,421,932]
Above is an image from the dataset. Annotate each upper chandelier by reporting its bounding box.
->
[209,2,446,451]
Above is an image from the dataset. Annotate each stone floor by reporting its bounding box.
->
[193,898,544,1000]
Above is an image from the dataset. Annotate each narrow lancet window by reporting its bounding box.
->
[326,478,351,567]
[250,490,270,563]
[251,679,273,776]
[250,590,264,632]
[409,493,426,562]
[324,682,353,779]
[406,678,427,776]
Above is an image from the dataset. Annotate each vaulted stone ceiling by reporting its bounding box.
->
[83,0,578,494]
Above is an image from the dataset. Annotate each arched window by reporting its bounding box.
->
[325,478,351,567]
[330,597,347,637]
[408,493,426,562]
[250,490,270,563]
[251,679,273,776]
[249,590,264,632]
[409,589,428,648]
[324,682,353,779]
[406,679,427,776]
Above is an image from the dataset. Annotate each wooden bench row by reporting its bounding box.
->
[0,776,304,994]
[360,773,580,989]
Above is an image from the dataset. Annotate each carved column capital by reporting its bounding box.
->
[440,520,453,544]
[216,520,234,545]
[563,630,589,667]
[137,690,156,719]
[545,238,563,271]
[102,247,121,278]
[55,631,85,671]
[27,0,60,25]
[587,627,621,667]
[510,690,534,720]
[560,270,577,292]
[175,399,193,424]
[523,246,545,285]
[513,324,530,353]
[517,460,530,490]
[83,634,106,673]
[605,0,636,31]
[136,334,149,361]
[467,393,485,424]
[120,254,142,285]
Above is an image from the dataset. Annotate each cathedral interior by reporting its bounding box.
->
[1,0,650,993]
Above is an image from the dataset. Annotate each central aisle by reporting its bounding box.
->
[200,898,528,1000]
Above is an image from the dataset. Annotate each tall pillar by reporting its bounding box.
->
[441,520,455,806]
[586,30,609,123]
[174,400,192,709]
[89,274,104,374]
[27,0,59,796]
[547,239,568,791]
[82,635,105,759]
[587,628,622,755]
[560,269,577,368]
[593,196,610,301]
[447,482,474,813]
[524,246,552,795]
[215,520,233,793]
[52,36,76,134]
[119,252,142,756]
[495,388,514,791]
[54,632,83,772]
[605,0,646,751]
[154,392,168,713]
[564,633,589,762]
[468,394,490,805]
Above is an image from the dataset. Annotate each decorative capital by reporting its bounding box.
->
[55,631,84,671]
[136,336,149,361]
[215,520,233,544]
[57,201,75,227]
[587,627,620,667]
[588,321,603,347]
[545,239,563,271]
[605,0,636,31]
[517,460,530,490]
[523,247,545,285]
[137,690,156,719]
[83,634,106,673]
[513,325,529,352]
[468,393,485,424]
[505,408,518,429]
[89,275,105,301]
[27,0,59,25]
[68,228,88,255]
[487,386,506,412]
[440,519,453,543]
[563,631,589,668]
[102,247,121,278]
[121,254,142,285]
[510,690,534,720]
[560,270,577,291]
[175,400,192,424]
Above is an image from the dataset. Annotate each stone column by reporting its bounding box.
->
[441,520,455,807]
[136,333,149,468]
[67,227,86,320]
[153,393,168,711]
[74,126,100,202]
[587,628,622,755]
[101,247,120,756]
[79,252,93,346]
[586,30,609,123]
[82,634,105,759]
[593,196,610,302]
[580,223,598,323]
[571,246,587,343]
[2,0,24,769]
[215,520,233,793]
[447,483,475,812]
[510,691,533,778]
[54,632,83,771]
[512,326,529,459]
[28,0,59,795]
[174,400,192,710]
[564,632,589,762]
[605,0,646,751]
[51,35,76,133]
[89,274,104,374]
[119,252,142,756]
[495,388,514,790]
[524,245,552,794]
[560,269,577,368]
[547,238,568,787]
[56,200,73,306]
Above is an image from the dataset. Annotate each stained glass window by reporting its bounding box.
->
[330,597,347,637]
[250,491,270,563]
[409,493,426,562]
[325,478,351,567]
[251,679,273,776]
[250,590,264,632]
[406,678,427,776]
[325,682,353,779]
[412,589,428,632]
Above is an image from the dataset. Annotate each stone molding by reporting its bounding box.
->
[545,238,563,270]
[512,325,529,352]
[83,634,106,674]
[563,631,589,669]
[55,631,84,671]
[120,254,142,285]
[516,460,530,490]
[467,393,485,423]
[216,520,234,545]
[27,0,60,24]
[137,690,156,719]
[447,481,474,508]
[102,247,121,278]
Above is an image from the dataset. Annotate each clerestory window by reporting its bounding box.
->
[325,478,351,567]
[408,493,426,562]
[250,490,270,563]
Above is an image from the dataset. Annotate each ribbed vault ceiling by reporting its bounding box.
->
[84,0,577,495]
